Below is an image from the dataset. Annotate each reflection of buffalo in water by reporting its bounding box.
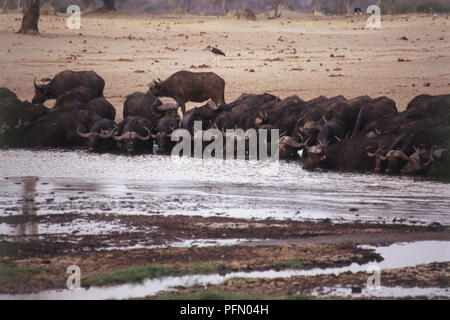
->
[16,177,39,236]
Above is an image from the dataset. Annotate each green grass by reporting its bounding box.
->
[84,262,222,287]
[0,266,41,281]
[0,266,42,291]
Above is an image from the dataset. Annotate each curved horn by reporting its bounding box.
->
[280,136,303,148]
[322,115,328,123]
[113,131,132,141]
[393,150,411,161]
[301,137,311,151]
[33,78,44,92]
[134,127,151,142]
[77,126,93,138]
[366,145,384,158]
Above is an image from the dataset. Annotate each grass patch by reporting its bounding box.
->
[0,266,42,291]
[84,262,221,287]
[270,258,313,270]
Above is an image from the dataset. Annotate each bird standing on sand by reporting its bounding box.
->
[206,45,225,66]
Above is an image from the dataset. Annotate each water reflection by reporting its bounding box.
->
[0,149,449,225]
[16,177,38,236]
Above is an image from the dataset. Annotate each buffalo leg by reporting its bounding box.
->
[180,101,186,116]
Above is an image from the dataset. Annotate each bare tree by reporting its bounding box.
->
[17,0,39,34]
[334,0,346,15]
[183,0,193,13]
[273,0,283,17]
[2,0,13,12]
[82,0,122,11]
[221,0,228,14]
[102,0,116,10]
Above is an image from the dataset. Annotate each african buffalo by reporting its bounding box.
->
[152,115,179,154]
[114,116,154,154]
[78,119,117,152]
[123,92,163,123]
[1,88,49,147]
[32,70,105,104]
[86,97,116,120]
[53,87,96,111]
[22,108,102,148]
[148,71,226,115]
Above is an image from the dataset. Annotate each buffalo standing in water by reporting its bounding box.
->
[78,119,117,153]
[114,116,154,154]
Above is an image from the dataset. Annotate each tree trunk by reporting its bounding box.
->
[311,0,316,13]
[334,0,345,15]
[221,0,228,14]
[2,0,13,12]
[102,0,116,11]
[17,0,39,34]
[273,0,283,17]
[184,0,191,13]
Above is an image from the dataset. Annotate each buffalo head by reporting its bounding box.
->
[32,79,48,104]
[78,126,115,152]
[113,127,151,154]
[148,78,163,96]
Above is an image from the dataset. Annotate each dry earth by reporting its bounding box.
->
[1,12,449,120]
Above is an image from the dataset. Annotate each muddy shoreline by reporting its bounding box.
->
[1,214,449,296]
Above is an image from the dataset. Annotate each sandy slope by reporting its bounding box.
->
[0,12,449,120]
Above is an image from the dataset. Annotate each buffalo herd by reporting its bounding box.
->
[1,69,449,178]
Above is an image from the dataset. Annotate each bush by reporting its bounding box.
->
[54,5,68,14]
[416,0,450,13]
[320,6,335,15]
[143,4,155,14]
[379,0,414,14]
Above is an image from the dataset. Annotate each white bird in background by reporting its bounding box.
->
[205,45,226,66]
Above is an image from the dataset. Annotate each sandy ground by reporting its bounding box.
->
[1,12,449,120]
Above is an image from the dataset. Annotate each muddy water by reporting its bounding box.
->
[1,241,448,300]
[0,149,450,232]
